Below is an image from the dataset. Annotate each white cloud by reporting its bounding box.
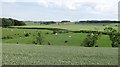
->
[35,0,119,15]
[1,0,119,19]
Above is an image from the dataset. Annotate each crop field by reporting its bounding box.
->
[2,28,112,47]
[2,44,118,65]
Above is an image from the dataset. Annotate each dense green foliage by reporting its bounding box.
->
[3,44,118,65]
[104,27,120,47]
[1,18,26,27]
[81,33,100,47]
[36,32,44,45]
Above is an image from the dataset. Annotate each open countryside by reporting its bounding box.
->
[1,18,119,65]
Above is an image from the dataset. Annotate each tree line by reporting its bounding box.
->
[0,18,26,27]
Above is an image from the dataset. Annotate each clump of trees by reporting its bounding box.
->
[1,18,26,27]
[81,33,100,47]
[104,27,120,47]
[33,32,44,45]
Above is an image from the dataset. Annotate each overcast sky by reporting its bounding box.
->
[0,0,120,21]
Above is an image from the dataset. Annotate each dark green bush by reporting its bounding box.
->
[81,33,100,47]
[36,32,44,45]
[25,33,29,37]
[2,36,13,39]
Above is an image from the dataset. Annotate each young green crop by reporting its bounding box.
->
[2,44,118,65]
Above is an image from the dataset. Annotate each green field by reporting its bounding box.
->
[2,23,119,65]
[2,28,112,47]
[2,44,118,65]
[12,23,118,31]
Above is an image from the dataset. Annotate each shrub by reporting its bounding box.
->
[109,34,120,47]
[16,42,18,44]
[104,27,119,47]
[45,32,49,34]
[64,40,68,43]
[95,45,98,47]
[48,42,51,45]
[25,33,29,37]
[81,33,100,47]
[32,41,37,44]
[2,36,7,39]
[36,32,44,45]
[2,36,13,39]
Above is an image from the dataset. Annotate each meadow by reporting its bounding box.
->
[2,28,112,47]
[12,23,118,31]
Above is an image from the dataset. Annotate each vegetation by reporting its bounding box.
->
[2,18,119,65]
[81,33,100,47]
[36,32,44,45]
[2,44,118,65]
[104,27,120,47]
[1,18,26,27]
[3,27,119,47]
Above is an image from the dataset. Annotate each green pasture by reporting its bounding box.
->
[12,23,118,31]
[2,28,112,47]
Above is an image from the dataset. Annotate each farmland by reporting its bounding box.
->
[12,23,118,31]
[2,21,119,65]
[2,44,118,65]
[2,27,113,47]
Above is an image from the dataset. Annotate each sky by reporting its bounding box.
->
[0,0,120,21]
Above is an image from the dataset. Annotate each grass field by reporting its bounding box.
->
[12,23,118,31]
[2,28,112,47]
[2,44,118,65]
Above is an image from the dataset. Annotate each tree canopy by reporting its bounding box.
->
[1,18,26,27]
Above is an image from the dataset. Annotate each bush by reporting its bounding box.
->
[2,36,7,39]
[64,40,68,43]
[45,32,49,34]
[36,32,44,45]
[25,33,29,37]
[104,27,119,47]
[48,42,51,45]
[109,34,120,47]
[32,41,37,44]
[95,45,98,47]
[81,33,100,47]
[2,36,13,39]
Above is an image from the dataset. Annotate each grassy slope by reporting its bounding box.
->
[2,28,86,46]
[2,44,118,65]
[2,28,112,47]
